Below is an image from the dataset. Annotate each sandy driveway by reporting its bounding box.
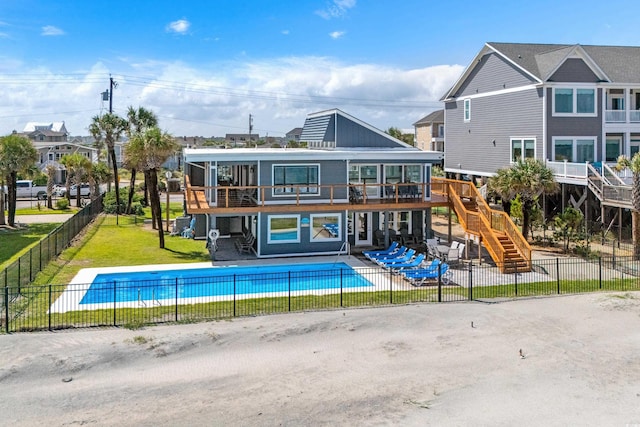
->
[1,293,640,426]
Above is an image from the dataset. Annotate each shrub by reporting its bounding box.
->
[56,198,69,210]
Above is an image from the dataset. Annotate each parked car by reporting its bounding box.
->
[16,180,48,200]
[57,184,91,198]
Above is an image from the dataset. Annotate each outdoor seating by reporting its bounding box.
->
[363,241,399,260]
[402,262,451,286]
[235,232,255,253]
[349,186,363,203]
[367,246,408,262]
[375,248,416,267]
[383,253,426,272]
[181,217,196,239]
[445,247,460,265]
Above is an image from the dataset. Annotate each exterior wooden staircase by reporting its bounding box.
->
[432,178,532,273]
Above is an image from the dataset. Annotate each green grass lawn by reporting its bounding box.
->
[0,223,61,267]
[32,214,210,286]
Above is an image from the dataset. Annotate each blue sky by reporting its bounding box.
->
[1,0,639,137]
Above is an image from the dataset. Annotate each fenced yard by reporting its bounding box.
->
[3,254,639,333]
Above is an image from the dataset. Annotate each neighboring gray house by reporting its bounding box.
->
[285,127,303,144]
[441,42,639,230]
[183,109,444,257]
[413,110,444,152]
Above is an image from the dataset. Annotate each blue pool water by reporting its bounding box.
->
[80,262,373,304]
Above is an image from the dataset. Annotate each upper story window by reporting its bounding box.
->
[553,87,596,116]
[463,99,471,122]
[273,164,319,195]
[511,138,536,163]
[437,124,444,137]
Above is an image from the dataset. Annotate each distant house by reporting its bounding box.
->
[285,127,303,144]
[413,110,444,152]
[225,133,259,147]
[19,122,97,183]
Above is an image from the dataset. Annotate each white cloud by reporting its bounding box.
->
[329,31,345,39]
[316,0,356,19]
[41,25,64,36]
[166,19,190,34]
[0,56,463,138]
[281,30,290,35]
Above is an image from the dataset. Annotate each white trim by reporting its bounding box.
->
[454,84,541,101]
[510,137,537,163]
[184,148,440,162]
[310,213,342,242]
[551,86,597,117]
[267,214,301,244]
[463,99,471,122]
[551,136,598,163]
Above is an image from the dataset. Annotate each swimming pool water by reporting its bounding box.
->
[80,262,373,304]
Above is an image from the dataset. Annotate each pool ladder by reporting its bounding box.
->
[333,241,350,266]
[138,289,163,307]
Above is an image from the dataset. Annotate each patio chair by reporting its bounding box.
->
[375,248,416,267]
[235,233,255,254]
[181,217,196,239]
[403,263,451,286]
[349,186,363,204]
[457,243,466,259]
[363,241,399,260]
[383,253,426,272]
[445,248,460,265]
[400,258,441,277]
[367,246,408,262]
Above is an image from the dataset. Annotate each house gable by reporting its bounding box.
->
[547,58,600,83]
[300,109,413,150]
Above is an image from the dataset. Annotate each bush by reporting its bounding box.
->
[102,189,128,214]
[56,198,69,210]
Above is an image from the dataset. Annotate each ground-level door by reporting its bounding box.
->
[354,212,372,246]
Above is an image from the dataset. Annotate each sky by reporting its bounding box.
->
[1,0,639,138]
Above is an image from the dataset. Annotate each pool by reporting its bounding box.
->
[79,262,374,305]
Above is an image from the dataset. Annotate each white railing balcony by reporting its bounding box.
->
[546,160,588,180]
[631,110,640,123]
[605,110,626,123]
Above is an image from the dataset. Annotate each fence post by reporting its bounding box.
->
[29,249,32,282]
[389,267,393,304]
[437,263,442,302]
[175,278,179,322]
[48,284,52,331]
[113,280,117,326]
[599,257,602,289]
[468,261,473,301]
[556,258,560,294]
[39,240,42,272]
[4,286,9,333]
[233,275,237,317]
[340,269,343,307]
[17,258,21,294]
[514,266,518,296]
[288,271,291,312]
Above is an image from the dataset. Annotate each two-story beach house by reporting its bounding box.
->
[182,109,445,258]
[414,109,445,153]
[442,42,638,234]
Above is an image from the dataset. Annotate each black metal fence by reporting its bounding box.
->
[0,195,103,321]
[3,254,639,332]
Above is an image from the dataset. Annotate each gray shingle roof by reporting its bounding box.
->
[413,109,444,126]
[488,42,640,83]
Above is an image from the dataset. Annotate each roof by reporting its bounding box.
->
[413,110,444,126]
[442,42,640,100]
[23,122,68,133]
[286,127,303,136]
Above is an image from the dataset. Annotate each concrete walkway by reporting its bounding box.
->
[14,214,73,224]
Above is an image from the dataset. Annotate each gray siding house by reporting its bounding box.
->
[183,109,444,258]
[442,42,640,229]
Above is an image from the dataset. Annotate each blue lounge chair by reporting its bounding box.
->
[402,258,441,274]
[363,242,399,259]
[367,246,407,262]
[384,253,426,271]
[322,223,340,237]
[376,249,416,266]
[403,263,451,286]
[181,217,196,239]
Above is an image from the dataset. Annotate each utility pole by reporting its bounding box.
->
[249,114,253,147]
[109,76,117,114]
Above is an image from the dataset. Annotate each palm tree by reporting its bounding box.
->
[88,161,111,201]
[489,159,558,241]
[0,134,38,226]
[89,113,128,212]
[125,106,158,214]
[59,154,75,204]
[45,164,57,209]
[616,153,640,258]
[125,127,178,248]
[487,166,515,215]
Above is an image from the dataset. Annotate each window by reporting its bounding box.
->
[553,88,596,116]
[267,215,300,244]
[273,164,319,195]
[437,124,444,138]
[349,164,379,198]
[510,138,536,162]
[605,138,621,162]
[553,137,596,163]
[463,99,471,122]
[310,214,341,242]
[379,211,411,234]
[631,139,640,157]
